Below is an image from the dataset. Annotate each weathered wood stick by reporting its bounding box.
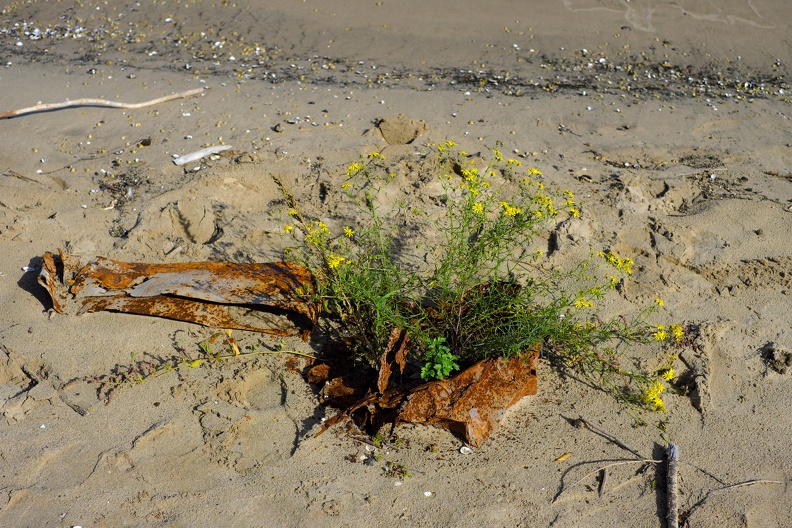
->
[0,87,204,119]
[666,443,680,528]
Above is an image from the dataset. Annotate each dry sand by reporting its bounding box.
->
[1,1,791,526]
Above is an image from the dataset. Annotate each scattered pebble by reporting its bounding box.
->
[459,446,472,455]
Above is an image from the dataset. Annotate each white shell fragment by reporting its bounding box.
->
[173,145,232,165]
[459,446,473,455]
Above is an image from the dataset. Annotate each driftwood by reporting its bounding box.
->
[0,87,203,119]
[666,443,680,528]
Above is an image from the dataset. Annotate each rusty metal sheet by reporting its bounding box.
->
[376,327,410,393]
[396,346,539,447]
[37,249,318,339]
[315,343,539,447]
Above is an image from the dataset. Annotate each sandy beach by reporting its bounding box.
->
[1,1,791,526]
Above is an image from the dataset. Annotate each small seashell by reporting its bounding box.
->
[424,491,433,497]
[459,446,472,455]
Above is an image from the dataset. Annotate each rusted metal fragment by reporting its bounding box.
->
[316,344,540,447]
[376,327,410,393]
[396,345,539,447]
[37,250,318,339]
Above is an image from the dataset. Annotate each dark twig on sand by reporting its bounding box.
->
[576,416,646,459]
[0,87,204,119]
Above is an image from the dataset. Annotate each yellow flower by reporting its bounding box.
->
[471,202,484,214]
[287,208,298,216]
[327,254,346,269]
[499,201,521,217]
[641,380,666,412]
[600,251,634,276]
[528,167,543,176]
[343,226,354,237]
[346,162,363,176]
[305,220,330,245]
[367,152,385,160]
[284,225,293,233]
[569,208,580,218]
[507,158,522,166]
[623,258,634,275]
[653,324,668,342]
[659,367,674,382]
[341,181,352,190]
[670,324,684,342]
[574,298,594,308]
[655,298,664,307]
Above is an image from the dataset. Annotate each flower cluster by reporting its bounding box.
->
[304,220,330,246]
[326,254,348,269]
[653,323,685,343]
[458,166,490,197]
[499,201,522,217]
[641,380,667,412]
[598,250,634,276]
[436,141,456,153]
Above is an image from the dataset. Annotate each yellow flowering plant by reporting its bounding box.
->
[279,143,682,411]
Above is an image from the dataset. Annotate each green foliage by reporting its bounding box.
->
[420,337,460,381]
[281,142,680,412]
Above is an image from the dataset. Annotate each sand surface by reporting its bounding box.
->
[1,1,791,526]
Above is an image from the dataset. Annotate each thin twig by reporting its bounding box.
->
[0,87,204,119]
[682,479,783,527]
[577,416,646,459]
[552,458,662,504]
[666,443,679,528]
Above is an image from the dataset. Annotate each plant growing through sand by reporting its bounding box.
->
[280,142,678,412]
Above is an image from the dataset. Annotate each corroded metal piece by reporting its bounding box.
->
[315,342,539,447]
[396,345,539,446]
[38,249,318,339]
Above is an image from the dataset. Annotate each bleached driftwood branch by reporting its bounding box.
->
[0,87,204,119]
